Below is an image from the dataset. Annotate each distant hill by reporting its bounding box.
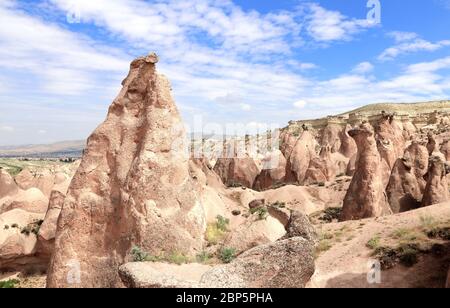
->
[0,140,85,158]
[2,100,449,158]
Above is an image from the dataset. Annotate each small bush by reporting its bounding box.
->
[11,224,19,229]
[270,201,286,208]
[4,225,9,230]
[250,206,268,220]
[366,236,381,250]
[420,215,437,230]
[319,207,342,223]
[219,247,236,263]
[166,252,191,265]
[196,251,212,263]
[20,220,44,236]
[0,279,20,289]
[318,182,326,187]
[216,215,230,232]
[131,246,149,262]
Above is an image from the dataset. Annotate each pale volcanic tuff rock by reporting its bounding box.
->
[339,124,358,159]
[37,190,65,256]
[253,150,287,191]
[0,169,18,199]
[341,123,392,221]
[375,114,406,175]
[47,54,206,288]
[440,140,450,161]
[320,124,342,153]
[304,146,337,185]
[284,130,318,185]
[422,156,450,207]
[214,156,260,188]
[386,142,429,213]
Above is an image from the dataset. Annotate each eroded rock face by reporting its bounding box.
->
[304,146,336,185]
[440,140,450,161]
[386,143,429,213]
[284,131,317,185]
[37,191,65,256]
[0,169,18,199]
[47,54,206,288]
[214,156,259,188]
[339,125,357,159]
[253,150,287,191]
[200,237,315,288]
[341,123,392,221]
[375,114,406,171]
[422,156,450,207]
[320,124,342,153]
[281,211,318,243]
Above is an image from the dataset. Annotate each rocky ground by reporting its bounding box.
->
[1,53,449,288]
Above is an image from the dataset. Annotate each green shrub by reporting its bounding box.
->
[0,279,20,289]
[216,215,230,232]
[196,251,212,263]
[166,252,191,265]
[366,236,381,250]
[130,246,149,262]
[219,247,236,263]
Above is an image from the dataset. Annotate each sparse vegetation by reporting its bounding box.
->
[206,216,230,245]
[11,223,19,229]
[131,246,149,262]
[0,279,20,289]
[270,201,286,208]
[20,220,44,236]
[219,247,236,263]
[130,246,191,265]
[196,251,212,263]
[216,215,230,232]
[366,236,381,250]
[373,244,421,270]
[250,206,268,220]
[319,207,342,223]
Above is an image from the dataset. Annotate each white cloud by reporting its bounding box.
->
[0,125,14,132]
[387,31,418,43]
[293,100,307,109]
[240,104,252,111]
[378,32,450,61]
[305,3,376,42]
[352,62,374,74]
[0,2,130,96]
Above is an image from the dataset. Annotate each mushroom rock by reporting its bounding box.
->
[284,131,318,185]
[422,156,450,207]
[253,150,287,191]
[47,53,206,288]
[320,124,342,153]
[339,124,357,159]
[375,114,406,171]
[340,123,392,221]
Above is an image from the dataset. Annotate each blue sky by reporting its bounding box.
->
[1,0,450,145]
